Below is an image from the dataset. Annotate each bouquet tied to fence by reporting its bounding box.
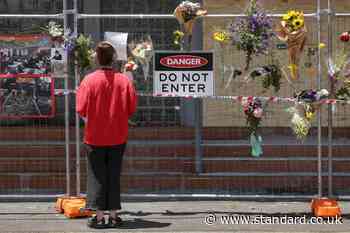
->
[42,21,64,43]
[230,0,272,71]
[174,1,207,36]
[43,21,94,72]
[276,10,307,80]
[242,98,264,157]
[129,36,153,80]
[328,39,350,101]
[287,89,329,140]
[249,64,282,93]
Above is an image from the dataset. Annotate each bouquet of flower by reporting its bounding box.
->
[242,98,264,157]
[174,1,207,35]
[336,86,350,100]
[249,64,282,93]
[288,89,329,140]
[173,30,185,50]
[212,29,233,85]
[295,89,329,103]
[230,0,272,71]
[42,22,94,73]
[42,21,64,43]
[129,36,153,80]
[287,105,311,141]
[122,58,138,82]
[328,48,350,100]
[74,34,94,72]
[276,10,307,79]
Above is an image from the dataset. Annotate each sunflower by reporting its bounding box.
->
[282,10,304,31]
[283,11,294,21]
[283,13,292,21]
[292,19,304,30]
[213,31,230,43]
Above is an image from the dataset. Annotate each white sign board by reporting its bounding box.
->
[153,52,214,97]
[104,32,128,61]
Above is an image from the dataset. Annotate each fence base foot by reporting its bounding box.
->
[311,197,341,217]
[55,196,93,218]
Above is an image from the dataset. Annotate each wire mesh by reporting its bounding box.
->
[0,0,349,199]
[76,2,321,197]
[327,14,350,197]
[196,6,321,196]
[0,1,66,196]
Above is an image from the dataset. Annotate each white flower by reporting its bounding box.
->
[316,89,329,100]
[319,89,329,97]
[180,1,200,10]
[132,42,153,64]
[47,21,63,37]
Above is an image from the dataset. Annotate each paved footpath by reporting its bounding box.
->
[0,201,349,233]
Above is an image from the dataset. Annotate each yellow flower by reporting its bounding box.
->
[305,111,315,121]
[288,10,296,17]
[319,43,326,49]
[173,30,184,38]
[173,30,185,45]
[292,19,304,29]
[283,14,291,21]
[285,11,294,20]
[284,10,304,23]
[213,31,230,43]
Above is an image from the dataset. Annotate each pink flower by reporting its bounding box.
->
[253,108,263,118]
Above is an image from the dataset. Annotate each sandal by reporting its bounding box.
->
[87,216,107,229]
[108,216,123,228]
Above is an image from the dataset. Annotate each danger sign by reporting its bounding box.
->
[153,52,214,97]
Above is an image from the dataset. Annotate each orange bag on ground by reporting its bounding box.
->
[55,196,71,213]
[55,196,93,218]
[311,198,341,217]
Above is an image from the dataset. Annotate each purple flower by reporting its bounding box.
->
[228,1,272,70]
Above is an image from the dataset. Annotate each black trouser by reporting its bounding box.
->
[85,143,126,211]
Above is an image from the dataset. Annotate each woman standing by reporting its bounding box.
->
[76,41,137,229]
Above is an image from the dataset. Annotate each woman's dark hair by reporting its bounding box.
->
[95,41,116,66]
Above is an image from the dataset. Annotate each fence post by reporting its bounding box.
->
[73,0,81,197]
[63,0,71,197]
[316,0,323,198]
[194,98,203,174]
[193,0,204,174]
[327,0,334,198]
[179,8,203,174]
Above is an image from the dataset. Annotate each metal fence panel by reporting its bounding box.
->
[0,0,67,196]
[75,9,323,198]
[0,0,350,199]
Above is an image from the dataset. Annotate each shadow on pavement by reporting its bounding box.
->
[117,218,171,229]
[122,210,350,219]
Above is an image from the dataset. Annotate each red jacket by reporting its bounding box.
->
[76,69,137,146]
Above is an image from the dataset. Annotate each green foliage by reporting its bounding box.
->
[74,34,94,72]
[336,87,350,100]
